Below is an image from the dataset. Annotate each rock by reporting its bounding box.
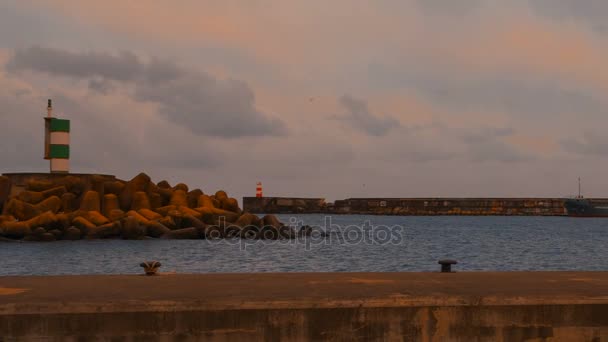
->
[221,197,240,213]
[178,206,202,220]
[0,215,15,225]
[87,222,120,239]
[157,180,171,189]
[194,207,214,224]
[17,191,44,204]
[241,225,260,239]
[173,183,189,193]
[168,210,183,228]
[260,214,283,240]
[169,190,188,207]
[56,213,70,230]
[158,188,173,206]
[32,227,47,236]
[35,196,62,214]
[4,199,41,221]
[161,227,200,240]
[121,216,145,240]
[1,221,31,239]
[234,213,255,228]
[48,229,63,240]
[108,209,126,222]
[146,221,171,238]
[198,195,215,208]
[58,176,86,196]
[119,173,151,211]
[28,211,60,230]
[154,205,177,217]
[0,176,10,212]
[80,191,101,212]
[148,192,162,209]
[204,225,223,239]
[126,210,150,225]
[215,190,228,201]
[72,216,96,235]
[224,224,242,238]
[187,189,203,208]
[61,192,79,212]
[138,208,162,221]
[25,179,54,192]
[90,175,107,196]
[211,208,239,223]
[86,211,110,226]
[103,181,125,196]
[182,214,206,230]
[102,194,120,218]
[64,227,82,240]
[132,191,151,211]
[158,216,177,230]
[39,232,56,242]
[41,186,67,200]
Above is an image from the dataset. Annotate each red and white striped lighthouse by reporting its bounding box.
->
[256,182,263,198]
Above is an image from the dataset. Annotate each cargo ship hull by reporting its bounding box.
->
[564,199,608,217]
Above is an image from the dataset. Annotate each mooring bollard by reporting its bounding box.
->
[140,261,162,276]
[438,259,458,273]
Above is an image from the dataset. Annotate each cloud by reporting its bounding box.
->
[561,131,608,156]
[7,46,286,138]
[413,0,484,16]
[460,127,533,162]
[529,0,608,33]
[338,95,400,136]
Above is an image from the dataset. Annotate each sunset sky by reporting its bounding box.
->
[2,0,608,201]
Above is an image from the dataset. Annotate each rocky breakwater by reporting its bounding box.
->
[0,173,296,242]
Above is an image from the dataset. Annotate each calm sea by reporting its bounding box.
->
[1,215,606,276]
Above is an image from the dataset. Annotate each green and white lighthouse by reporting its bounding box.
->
[43,99,70,173]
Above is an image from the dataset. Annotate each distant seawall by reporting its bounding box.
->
[243,197,570,216]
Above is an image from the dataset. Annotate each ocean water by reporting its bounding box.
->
[0,215,606,276]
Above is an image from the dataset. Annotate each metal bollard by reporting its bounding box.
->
[140,261,162,276]
[438,259,458,273]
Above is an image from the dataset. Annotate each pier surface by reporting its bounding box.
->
[2,272,608,341]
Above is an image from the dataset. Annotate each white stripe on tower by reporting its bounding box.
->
[49,131,70,145]
[50,159,69,172]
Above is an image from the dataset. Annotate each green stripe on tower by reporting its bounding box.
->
[49,118,70,132]
[49,144,70,159]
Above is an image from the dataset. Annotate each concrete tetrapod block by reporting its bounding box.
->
[80,191,101,212]
[131,192,151,211]
[35,196,62,214]
[169,190,188,207]
[102,194,120,218]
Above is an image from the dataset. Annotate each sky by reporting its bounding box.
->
[1,0,608,201]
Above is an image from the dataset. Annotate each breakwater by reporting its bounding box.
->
[0,172,294,242]
[243,197,570,216]
[1,272,607,341]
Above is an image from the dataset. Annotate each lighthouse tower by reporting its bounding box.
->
[43,99,70,173]
[256,182,263,198]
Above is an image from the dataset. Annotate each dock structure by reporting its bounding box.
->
[1,272,607,340]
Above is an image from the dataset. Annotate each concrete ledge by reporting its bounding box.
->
[1,272,608,341]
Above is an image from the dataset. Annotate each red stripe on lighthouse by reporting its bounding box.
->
[256,182,263,198]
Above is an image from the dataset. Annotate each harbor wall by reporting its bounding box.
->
[1,273,607,341]
[243,197,569,216]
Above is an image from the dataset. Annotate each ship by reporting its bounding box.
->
[564,178,608,217]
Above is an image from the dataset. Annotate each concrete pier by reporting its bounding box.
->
[1,272,608,341]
